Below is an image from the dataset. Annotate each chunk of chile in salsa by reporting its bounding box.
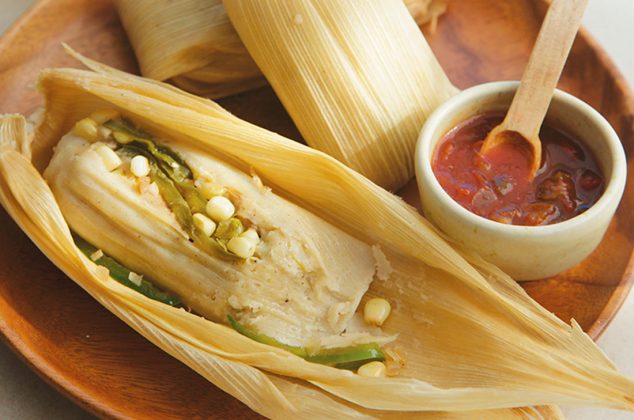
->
[432,113,604,226]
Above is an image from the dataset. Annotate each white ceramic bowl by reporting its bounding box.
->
[415,81,627,280]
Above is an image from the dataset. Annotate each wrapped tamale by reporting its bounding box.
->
[115,0,264,98]
[0,53,633,418]
[223,0,457,191]
[115,0,448,98]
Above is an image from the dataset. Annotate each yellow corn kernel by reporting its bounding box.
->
[72,118,99,143]
[240,228,260,244]
[193,213,217,237]
[89,249,104,262]
[363,298,391,326]
[357,361,386,377]
[128,272,144,287]
[130,155,151,177]
[227,236,256,259]
[95,144,122,172]
[206,196,235,222]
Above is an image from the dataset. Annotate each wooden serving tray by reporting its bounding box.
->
[0,0,632,418]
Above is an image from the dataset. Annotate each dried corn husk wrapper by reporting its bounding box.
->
[115,0,264,98]
[115,0,448,99]
[0,52,633,419]
[223,0,457,191]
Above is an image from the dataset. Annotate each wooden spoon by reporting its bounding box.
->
[480,0,589,177]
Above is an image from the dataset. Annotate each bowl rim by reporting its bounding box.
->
[415,80,628,238]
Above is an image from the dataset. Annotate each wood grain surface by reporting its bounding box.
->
[0,0,632,418]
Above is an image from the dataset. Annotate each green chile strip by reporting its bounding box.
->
[178,179,207,214]
[305,344,385,370]
[104,119,191,182]
[114,127,237,259]
[227,315,385,369]
[150,161,197,236]
[215,218,244,240]
[74,235,181,306]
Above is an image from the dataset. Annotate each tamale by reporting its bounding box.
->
[223,0,457,191]
[44,116,386,350]
[115,0,449,98]
[0,53,633,418]
[115,0,264,98]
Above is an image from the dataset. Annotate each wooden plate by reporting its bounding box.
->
[0,0,632,418]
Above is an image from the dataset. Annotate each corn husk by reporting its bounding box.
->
[223,0,457,191]
[115,0,264,98]
[115,0,448,100]
[0,51,633,418]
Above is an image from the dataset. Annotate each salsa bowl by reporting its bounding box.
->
[415,81,627,280]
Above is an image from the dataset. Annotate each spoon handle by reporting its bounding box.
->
[503,0,589,139]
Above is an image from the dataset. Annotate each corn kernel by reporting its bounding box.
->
[240,228,260,244]
[357,361,386,377]
[95,144,122,171]
[193,213,217,237]
[363,298,391,326]
[199,182,227,200]
[89,249,103,262]
[128,272,143,287]
[72,118,99,142]
[90,109,120,125]
[206,196,235,222]
[227,236,256,259]
[130,155,150,177]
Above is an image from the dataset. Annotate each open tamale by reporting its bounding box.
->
[45,114,387,351]
[0,53,632,418]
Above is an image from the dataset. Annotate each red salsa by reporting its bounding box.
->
[432,113,604,226]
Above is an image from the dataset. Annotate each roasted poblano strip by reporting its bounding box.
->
[227,315,384,369]
[305,344,385,370]
[75,235,181,306]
